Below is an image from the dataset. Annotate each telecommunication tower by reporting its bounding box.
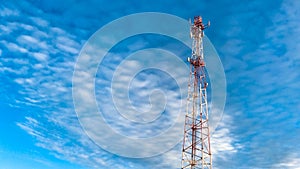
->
[181,16,212,169]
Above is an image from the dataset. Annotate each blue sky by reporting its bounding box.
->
[1,0,300,169]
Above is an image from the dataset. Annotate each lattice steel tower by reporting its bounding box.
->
[181,16,212,169]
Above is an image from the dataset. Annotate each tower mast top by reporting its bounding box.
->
[193,16,210,30]
[189,16,210,66]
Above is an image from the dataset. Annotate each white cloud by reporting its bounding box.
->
[56,43,78,54]
[16,117,41,138]
[16,77,37,86]
[130,113,239,169]
[211,113,242,164]
[273,154,300,169]
[0,7,19,17]
[0,24,11,35]
[32,52,49,61]
[3,14,114,168]
[12,30,190,167]
[17,35,39,44]
[30,17,49,27]
[0,58,29,75]
[156,147,182,168]
[1,3,239,169]
[3,41,28,53]
[0,66,19,74]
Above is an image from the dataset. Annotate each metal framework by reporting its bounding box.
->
[181,16,212,169]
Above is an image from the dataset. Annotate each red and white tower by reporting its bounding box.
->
[181,16,212,169]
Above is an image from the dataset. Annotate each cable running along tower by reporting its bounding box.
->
[181,16,212,169]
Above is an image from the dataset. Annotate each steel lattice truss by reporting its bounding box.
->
[181,16,212,169]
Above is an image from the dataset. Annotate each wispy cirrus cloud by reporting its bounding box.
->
[273,154,300,169]
[213,0,300,168]
[5,10,233,169]
[1,3,233,169]
[1,3,190,168]
[0,6,19,17]
[2,0,300,169]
